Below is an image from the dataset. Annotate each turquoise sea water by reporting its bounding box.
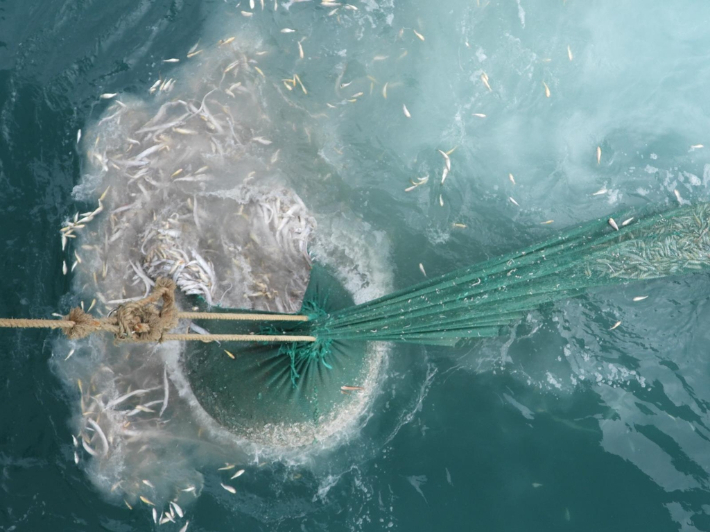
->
[3,1,710,530]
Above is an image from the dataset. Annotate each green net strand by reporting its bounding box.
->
[280,338,334,387]
[301,203,710,346]
[221,202,710,399]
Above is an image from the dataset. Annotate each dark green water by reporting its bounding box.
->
[3,0,710,530]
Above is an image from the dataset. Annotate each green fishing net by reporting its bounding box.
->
[305,203,710,345]
[183,265,370,444]
[184,203,710,442]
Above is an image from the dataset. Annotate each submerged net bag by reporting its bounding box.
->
[182,265,375,446]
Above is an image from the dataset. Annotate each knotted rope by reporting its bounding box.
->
[65,277,179,342]
[0,278,314,343]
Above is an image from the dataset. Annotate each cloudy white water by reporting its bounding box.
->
[22,0,710,529]
[51,29,398,513]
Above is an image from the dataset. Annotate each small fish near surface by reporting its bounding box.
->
[139,495,155,506]
[341,385,364,392]
[481,72,492,92]
[221,483,237,494]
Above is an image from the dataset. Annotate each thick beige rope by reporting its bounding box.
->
[177,312,309,322]
[0,318,76,329]
[0,278,314,344]
[163,333,316,342]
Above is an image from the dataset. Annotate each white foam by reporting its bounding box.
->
[53,32,395,508]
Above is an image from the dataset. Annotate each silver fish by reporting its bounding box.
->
[158,367,170,417]
[105,388,154,409]
[171,501,184,518]
[82,439,98,456]
[437,149,451,171]
[221,483,236,494]
[87,418,109,455]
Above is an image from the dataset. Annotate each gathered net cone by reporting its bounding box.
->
[182,265,371,445]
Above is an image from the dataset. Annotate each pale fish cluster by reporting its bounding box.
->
[138,187,314,311]
[59,188,108,275]
[70,344,204,521]
[69,36,315,314]
[57,35,323,507]
[590,204,710,281]
[141,214,218,305]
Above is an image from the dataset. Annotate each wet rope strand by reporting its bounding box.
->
[0,318,76,329]
[177,312,308,322]
[0,278,314,343]
[163,333,315,342]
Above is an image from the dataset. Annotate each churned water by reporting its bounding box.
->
[2,0,710,530]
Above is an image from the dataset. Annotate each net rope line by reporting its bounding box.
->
[0,278,314,343]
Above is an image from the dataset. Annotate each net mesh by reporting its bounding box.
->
[182,265,376,446]
[297,203,710,346]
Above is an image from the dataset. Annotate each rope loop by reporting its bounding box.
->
[64,278,179,343]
